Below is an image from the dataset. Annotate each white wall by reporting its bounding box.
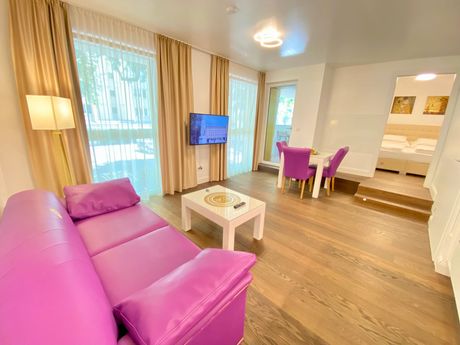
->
[388,74,456,126]
[318,56,460,177]
[428,84,460,276]
[0,0,34,209]
[264,64,327,150]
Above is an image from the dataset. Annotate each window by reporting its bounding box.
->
[227,77,258,177]
[263,84,296,163]
[74,38,162,198]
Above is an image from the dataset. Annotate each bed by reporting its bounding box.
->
[377,125,440,176]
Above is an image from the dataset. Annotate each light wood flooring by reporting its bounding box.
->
[148,171,460,345]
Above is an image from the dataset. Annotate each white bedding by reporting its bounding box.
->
[379,135,436,163]
[413,144,436,155]
[379,147,433,163]
[381,140,410,151]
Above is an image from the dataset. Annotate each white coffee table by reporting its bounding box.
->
[181,185,266,250]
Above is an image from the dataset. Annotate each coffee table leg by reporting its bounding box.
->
[253,210,265,240]
[223,223,235,250]
[181,203,192,231]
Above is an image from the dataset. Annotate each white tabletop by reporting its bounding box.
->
[182,185,265,221]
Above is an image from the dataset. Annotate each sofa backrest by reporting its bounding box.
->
[0,190,118,345]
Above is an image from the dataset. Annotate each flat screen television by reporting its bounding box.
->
[189,113,229,145]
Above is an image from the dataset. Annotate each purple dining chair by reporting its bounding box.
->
[322,146,349,196]
[276,141,288,160]
[282,147,316,199]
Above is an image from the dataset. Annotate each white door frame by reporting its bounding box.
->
[258,81,298,167]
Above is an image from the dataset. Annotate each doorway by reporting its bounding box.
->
[355,73,457,221]
[262,83,297,164]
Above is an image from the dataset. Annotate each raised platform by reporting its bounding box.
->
[354,170,433,222]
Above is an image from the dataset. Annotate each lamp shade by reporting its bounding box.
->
[26,95,75,130]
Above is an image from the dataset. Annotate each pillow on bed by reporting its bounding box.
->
[383,134,407,143]
[381,140,409,150]
[64,178,140,220]
[413,138,437,147]
[414,144,436,154]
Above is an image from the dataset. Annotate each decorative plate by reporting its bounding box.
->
[204,192,241,207]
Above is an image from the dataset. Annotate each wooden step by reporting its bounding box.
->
[354,193,431,222]
[356,185,433,211]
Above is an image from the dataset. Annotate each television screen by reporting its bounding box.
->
[189,113,229,145]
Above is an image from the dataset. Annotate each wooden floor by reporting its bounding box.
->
[148,171,460,345]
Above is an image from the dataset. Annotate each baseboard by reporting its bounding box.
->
[434,260,450,277]
[338,166,374,177]
[257,163,278,175]
[429,184,438,199]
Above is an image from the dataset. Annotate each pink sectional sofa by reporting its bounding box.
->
[0,181,255,345]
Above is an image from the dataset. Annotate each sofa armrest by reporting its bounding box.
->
[114,249,256,345]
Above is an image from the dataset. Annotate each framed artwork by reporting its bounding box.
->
[390,96,416,114]
[424,96,449,115]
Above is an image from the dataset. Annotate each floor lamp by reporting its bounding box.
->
[26,95,76,186]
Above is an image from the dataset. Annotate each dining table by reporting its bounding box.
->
[276,151,334,198]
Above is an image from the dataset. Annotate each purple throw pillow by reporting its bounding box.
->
[64,178,140,220]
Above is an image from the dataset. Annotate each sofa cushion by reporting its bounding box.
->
[64,178,140,220]
[114,249,256,345]
[0,190,118,345]
[91,225,201,306]
[76,204,168,256]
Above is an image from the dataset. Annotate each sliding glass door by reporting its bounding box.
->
[227,77,258,177]
[263,84,296,163]
[74,39,162,198]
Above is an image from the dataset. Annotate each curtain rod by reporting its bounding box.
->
[157,33,262,73]
[67,2,262,73]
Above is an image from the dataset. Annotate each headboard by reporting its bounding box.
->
[384,124,441,142]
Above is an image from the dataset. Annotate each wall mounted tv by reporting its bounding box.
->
[189,113,229,145]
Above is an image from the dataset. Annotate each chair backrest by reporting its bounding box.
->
[283,147,312,180]
[328,146,349,176]
[276,141,288,159]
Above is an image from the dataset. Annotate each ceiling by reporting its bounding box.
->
[67,0,460,71]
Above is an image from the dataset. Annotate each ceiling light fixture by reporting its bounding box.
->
[415,73,437,81]
[254,27,283,48]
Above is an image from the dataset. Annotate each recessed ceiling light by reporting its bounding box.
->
[254,26,283,48]
[260,38,283,48]
[254,27,283,48]
[416,73,437,81]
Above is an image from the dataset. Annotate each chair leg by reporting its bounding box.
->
[308,177,313,193]
[300,180,306,199]
[282,176,286,193]
[326,178,331,196]
[332,176,335,192]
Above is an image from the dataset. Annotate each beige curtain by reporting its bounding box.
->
[252,71,266,171]
[209,55,229,181]
[156,34,197,195]
[9,0,91,196]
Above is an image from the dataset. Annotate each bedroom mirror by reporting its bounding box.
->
[378,73,456,179]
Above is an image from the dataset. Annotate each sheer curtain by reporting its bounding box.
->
[227,76,258,177]
[70,7,161,198]
[210,55,229,181]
